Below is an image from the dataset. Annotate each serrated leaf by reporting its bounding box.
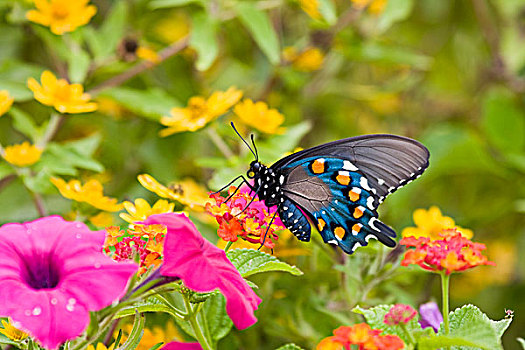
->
[438,304,503,350]
[190,12,219,71]
[275,344,305,350]
[227,248,303,277]
[8,107,41,142]
[234,2,280,64]
[100,87,180,120]
[490,316,513,338]
[116,311,145,350]
[353,304,423,344]
[418,335,489,350]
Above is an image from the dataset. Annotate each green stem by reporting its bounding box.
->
[224,241,234,252]
[206,127,234,159]
[441,272,450,335]
[183,295,214,350]
[400,323,417,345]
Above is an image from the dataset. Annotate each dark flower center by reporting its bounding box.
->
[21,252,61,290]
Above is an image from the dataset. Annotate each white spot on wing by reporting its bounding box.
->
[377,178,385,185]
[369,217,380,231]
[343,160,358,171]
[367,197,375,210]
[328,239,338,245]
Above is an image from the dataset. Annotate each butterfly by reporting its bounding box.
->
[219,123,430,254]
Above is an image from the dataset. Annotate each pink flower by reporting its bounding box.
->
[0,216,137,349]
[384,304,417,326]
[141,213,262,329]
[162,341,202,350]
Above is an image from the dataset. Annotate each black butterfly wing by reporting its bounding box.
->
[272,134,430,202]
[271,134,429,254]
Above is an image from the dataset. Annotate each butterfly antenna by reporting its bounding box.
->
[250,134,259,161]
[231,122,257,159]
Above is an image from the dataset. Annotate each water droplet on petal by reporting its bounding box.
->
[24,310,31,316]
[68,298,76,305]
[51,298,58,305]
[94,262,101,269]
[32,307,42,316]
[75,223,83,228]
[76,233,82,239]
[66,304,75,312]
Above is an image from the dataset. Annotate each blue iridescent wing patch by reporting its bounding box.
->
[280,157,396,254]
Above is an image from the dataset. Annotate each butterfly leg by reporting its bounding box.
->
[258,205,280,251]
[223,176,256,203]
[212,175,247,194]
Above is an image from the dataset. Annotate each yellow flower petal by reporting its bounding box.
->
[51,177,123,212]
[0,90,14,117]
[0,319,29,341]
[119,198,174,223]
[234,99,286,134]
[26,0,97,35]
[2,142,42,167]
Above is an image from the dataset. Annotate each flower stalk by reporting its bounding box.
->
[441,272,450,335]
[183,295,213,350]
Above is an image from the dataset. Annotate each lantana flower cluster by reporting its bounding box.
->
[383,304,417,326]
[206,185,286,249]
[104,224,166,275]
[317,323,405,350]
[401,228,495,274]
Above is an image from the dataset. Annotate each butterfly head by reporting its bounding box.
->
[247,161,262,179]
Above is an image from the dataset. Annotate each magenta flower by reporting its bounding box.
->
[141,213,262,329]
[162,341,202,350]
[384,304,417,326]
[0,216,137,349]
[418,302,443,332]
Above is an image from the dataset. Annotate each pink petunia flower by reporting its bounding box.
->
[162,341,202,350]
[141,213,262,329]
[0,216,138,349]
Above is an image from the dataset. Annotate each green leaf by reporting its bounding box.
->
[22,170,53,194]
[100,87,180,120]
[68,48,91,83]
[116,300,182,319]
[377,0,415,33]
[8,107,41,142]
[275,344,305,350]
[190,12,219,71]
[353,304,423,344]
[0,163,14,179]
[419,335,491,350]
[0,61,43,101]
[437,304,506,350]
[227,248,303,277]
[32,26,70,61]
[234,2,280,64]
[481,88,525,154]
[116,311,145,350]
[201,293,233,343]
[258,121,312,163]
[44,142,104,173]
[95,1,128,60]
[517,338,525,349]
[318,0,337,25]
[490,316,513,338]
[147,343,164,350]
[149,0,204,9]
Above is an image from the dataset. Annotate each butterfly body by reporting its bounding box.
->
[239,132,430,254]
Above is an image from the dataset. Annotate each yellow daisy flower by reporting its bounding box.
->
[26,0,97,35]
[234,99,286,134]
[2,142,42,167]
[0,319,29,341]
[27,71,98,114]
[137,174,209,210]
[401,206,474,239]
[51,177,123,212]
[0,90,14,117]
[159,87,243,136]
[86,343,115,350]
[136,47,161,64]
[89,212,114,227]
[119,321,181,350]
[120,198,175,223]
[298,0,321,19]
[283,47,324,72]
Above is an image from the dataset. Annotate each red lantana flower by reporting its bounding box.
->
[206,185,285,249]
[142,213,261,329]
[317,323,405,350]
[384,304,417,326]
[400,228,495,274]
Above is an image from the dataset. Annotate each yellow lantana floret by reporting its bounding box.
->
[401,206,474,239]
[2,142,42,167]
[0,90,14,117]
[26,0,97,35]
[160,87,242,136]
[51,177,123,212]
[138,174,209,210]
[120,198,175,223]
[28,71,98,114]
[234,99,286,134]
[0,319,29,341]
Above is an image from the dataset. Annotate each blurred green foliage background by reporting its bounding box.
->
[0,0,524,348]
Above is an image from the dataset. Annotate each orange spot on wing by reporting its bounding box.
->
[352,223,362,233]
[312,159,325,174]
[336,174,350,185]
[353,207,364,219]
[334,227,345,240]
[317,218,326,231]
[349,190,360,202]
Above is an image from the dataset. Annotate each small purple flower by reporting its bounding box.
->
[418,302,443,332]
[0,216,137,349]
